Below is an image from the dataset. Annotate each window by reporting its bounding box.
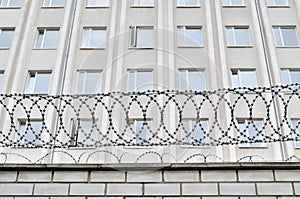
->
[128,70,153,92]
[179,69,206,91]
[182,119,208,145]
[129,26,154,48]
[86,0,110,7]
[231,69,257,88]
[0,72,4,91]
[0,29,14,48]
[177,0,200,6]
[81,27,106,48]
[17,120,42,146]
[281,69,300,85]
[25,72,51,94]
[223,0,245,6]
[237,119,264,147]
[177,26,203,47]
[132,0,154,6]
[273,27,299,47]
[35,28,59,49]
[267,0,288,6]
[76,71,102,94]
[226,27,251,46]
[70,119,97,147]
[0,0,22,7]
[43,0,64,7]
[127,119,152,146]
[291,119,300,147]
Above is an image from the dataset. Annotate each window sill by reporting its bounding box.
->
[0,47,10,50]
[276,46,300,48]
[222,5,247,8]
[267,5,290,8]
[177,45,204,48]
[227,45,253,48]
[80,47,106,50]
[0,6,22,9]
[128,47,154,50]
[130,5,155,8]
[41,6,65,9]
[32,48,58,50]
[85,6,110,8]
[238,145,268,148]
[176,6,201,8]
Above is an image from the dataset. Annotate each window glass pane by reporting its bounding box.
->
[43,30,59,48]
[76,72,85,94]
[135,120,150,145]
[177,0,185,5]
[281,28,299,47]
[226,28,234,46]
[128,71,135,92]
[188,70,205,91]
[19,121,42,146]
[290,71,300,84]
[43,0,51,6]
[185,28,203,46]
[235,28,250,45]
[136,71,153,91]
[84,72,101,94]
[35,30,44,48]
[0,30,14,48]
[177,26,185,46]
[25,74,35,93]
[6,0,22,6]
[281,69,290,85]
[179,70,188,90]
[136,28,153,48]
[91,29,106,48]
[231,0,244,5]
[0,72,4,91]
[292,120,300,147]
[77,120,96,146]
[87,0,109,6]
[134,0,153,6]
[248,120,262,147]
[223,0,230,5]
[52,0,64,7]
[231,71,239,88]
[81,28,90,47]
[193,120,206,144]
[273,28,283,46]
[185,0,199,5]
[239,70,257,88]
[34,73,50,94]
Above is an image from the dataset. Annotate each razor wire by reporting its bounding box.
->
[0,84,299,148]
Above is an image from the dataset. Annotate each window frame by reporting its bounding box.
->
[226,26,252,47]
[129,26,154,49]
[16,120,43,147]
[176,0,200,7]
[231,69,257,89]
[81,27,107,49]
[237,119,266,148]
[131,0,155,7]
[0,0,22,8]
[177,25,204,47]
[222,0,245,7]
[76,70,102,95]
[70,118,98,147]
[181,118,208,146]
[267,0,289,7]
[42,0,65,8]
[126,118,152,146]
[179,69,206,91]
[273,26,300,47]
[127,69,153,92]
[25,71,51,94]
[86,0,110,8]
[0,28,14,49]
[34,28,60,49]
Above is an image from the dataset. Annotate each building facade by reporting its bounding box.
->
[0,0,300,164]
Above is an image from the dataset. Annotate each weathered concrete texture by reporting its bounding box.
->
[0,163,300,197]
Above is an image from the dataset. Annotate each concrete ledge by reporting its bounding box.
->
[0,162,300,171]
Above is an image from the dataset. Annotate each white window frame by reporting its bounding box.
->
[273,26,300,47]
[179,69,206,91]
[127,119,152,146]
[291,119,300,148]
[42,0,65,7]
[0,0,22,7]
[86,0,110,7]
[132,0,154,7]
[34,28,60,49]
[81,27,107,48]
[129,26,154,48]
[177,0,200,7]
[16,120,43,147]
[226,26,251,46]
[128,69,153,92]
[223,0,245,6]
[231,69,257,88]
[267,0,288,6]
[70,118,98,147]
[237,119,266,148]
[177,26,203,47]
[76,70,102,94]
[25,72,51,94]
[182,119,208,146]
[0,28,14,48]
[0,71,4,92]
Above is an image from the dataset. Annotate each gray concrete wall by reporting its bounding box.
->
[0,163,300,198]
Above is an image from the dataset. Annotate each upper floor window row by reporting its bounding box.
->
[0,0,22,7]
[223,0,245,6]
[132,0,154,7]
[267,0,288,6]
[86,0,110,7]
[43,0,64,7]
[177,0,200,7]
